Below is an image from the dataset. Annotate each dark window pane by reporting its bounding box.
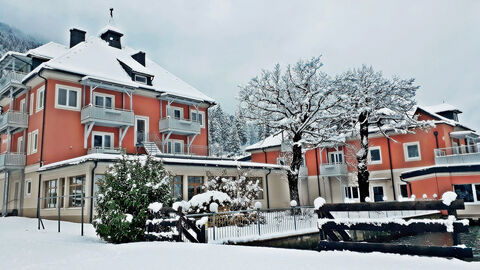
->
[58,89,67,106]
[68,90,77,107]
[352,187,359,198]
[95,96,103,107]
[370,149,381,161]
[454,184,474,202]
[407,145,419,158]
[175,142,182,153]
[173,175,183,200]
[93,135,102,147]
[105,97,112,109]
[400,185,408,197]
[174,110,181,119]
[373,186,384,202]
[192,113,197,121]
[104,136,111,148]
[475,184,480,202]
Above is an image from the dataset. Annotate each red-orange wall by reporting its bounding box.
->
[410,175,480,199]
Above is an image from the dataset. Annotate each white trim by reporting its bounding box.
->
[93,92,115,109]
[91,131,115,149]
[29,93,34,115]
[190,110,205,128]
[167,139,184,154]
[17,136,23,153]
[168,106,184,119]
[134,74,147,84]
[134,115,149,145]
[54,84,81,111]
[27,132,31,155]
[403,141,421,161]
[19,98,26,113]
[370,183,386,202]
[25,179,32,196]
[31,130,38,154]
[368,146,382,165]
[36,86,45,113]
[328,151,344,163]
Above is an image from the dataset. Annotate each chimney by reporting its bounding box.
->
[69,28,86,48]
[132,51,146,66]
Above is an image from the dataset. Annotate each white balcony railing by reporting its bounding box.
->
[0,152,26,170]
[434,144,480,165]
[0,111,29,133]
[87,147,126,155]
[320,162,348,177]
[0,70,27,95]
[159,116,201,135]
[81,105,135,127]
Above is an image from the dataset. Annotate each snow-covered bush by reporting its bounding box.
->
[94,155,172,243]
[203,173,263,211]
[188,190,231,214]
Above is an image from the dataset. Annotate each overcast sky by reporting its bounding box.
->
[1,0,479,130]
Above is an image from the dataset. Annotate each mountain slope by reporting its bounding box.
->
[0,22,41,56]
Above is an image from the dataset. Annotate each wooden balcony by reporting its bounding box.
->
[81,105,134,127]
[0,152,26,171]
[320,162,348,177]
[159,117,201,135]
[0,111,29,134]
[0,70,28,98]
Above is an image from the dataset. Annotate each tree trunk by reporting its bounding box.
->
[357,111,370,202]
[287,133,302,203]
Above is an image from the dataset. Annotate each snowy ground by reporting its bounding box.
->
[0,217,478,270]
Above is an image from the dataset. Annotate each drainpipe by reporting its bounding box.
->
[265,168,271,208]
[315,148,321,197]
[386,137,396,200]
[89,160,98,223]
[262,148,267,163]
[36,71,48,228]
[433,131,439,149]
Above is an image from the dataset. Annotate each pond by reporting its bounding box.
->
[243,225,480,261]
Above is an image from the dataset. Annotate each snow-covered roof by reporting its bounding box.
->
[245,132,285,152]
[24,34,215,104]
[449,130,478,139]
[98,24,123,36]
[416,105,472,131]
[424,103,462,114]
[26,42,68,60]
[38,153,286,172]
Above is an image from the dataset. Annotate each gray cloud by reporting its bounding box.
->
[1,0,479,130]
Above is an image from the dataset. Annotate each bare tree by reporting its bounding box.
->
[333,65,432,202]
[239,56,342,202]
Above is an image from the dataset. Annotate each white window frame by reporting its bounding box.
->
[403,141,421,161]
[17,136,23,153]
[168,106,184,119]
[29,93,34,115]
[370,183,386,202]
[55,84,81,111]
[328,151,344,164]
[91,131,114,149]
[398,183,409,198]
[453,183,480,205]
[25,179,32,196]
[167,139,184,154]
[190,110,205,128]
[31,130,38,154]
[36,86,45,113]
[93,92,115,109]
[134,74,147,84]
[344,186,360,201]
[19,98,26,113]
[134,115,149,145]
[368,146,382,165]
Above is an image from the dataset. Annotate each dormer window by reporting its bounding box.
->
[134,74,147,84]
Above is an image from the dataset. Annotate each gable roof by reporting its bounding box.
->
[26,42,68,60]
[424,103,462,114]
[415,105,472,131]
[245,132,284,152]
[23,35,215,104]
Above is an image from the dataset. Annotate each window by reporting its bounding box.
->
[25,179,32,196]
[187,176,203,200]
[372,186,384,202]
[93,93,114,109]
[17,136,23,153]
[403,142,421,161]
[92,132,114,149]
[453,183,480,204]
[94,175,105,198]
[29,93,34,115]
[246,177,264,200]
[399,184,409,198]
[134,74,147,84]
[135,116,149,146]
[69,175,85,207]
[329,151,343,163]
[55,85,81,110]
[345,186,359,199]
[28,130,39,154]
[44,179,57,208]
[19,98,26,113]
[191,111,205,128]
[167,140,184,154]
[368,146,382,164]
[173,175,183,201]
[36,86,45,112]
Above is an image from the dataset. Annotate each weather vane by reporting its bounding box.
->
[110,8,114,19]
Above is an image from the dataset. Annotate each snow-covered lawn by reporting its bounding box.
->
[0,217,478,270]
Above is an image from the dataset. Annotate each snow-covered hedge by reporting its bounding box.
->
[188,190,232,214]
[94,155,173,243]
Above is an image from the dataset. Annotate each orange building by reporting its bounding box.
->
[246,105,480,218]
[0,25,289,220]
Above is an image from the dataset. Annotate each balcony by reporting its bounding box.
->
[81,105,134,127]
[87,147,126,155]
[0,152,26,171]
[320,162,348,177]
[0,70,28,98]
[0,111,29,134]
[434,144,480,165]
[159,117,201,135]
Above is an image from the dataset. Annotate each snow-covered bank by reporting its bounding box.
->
[0,217,478,270]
